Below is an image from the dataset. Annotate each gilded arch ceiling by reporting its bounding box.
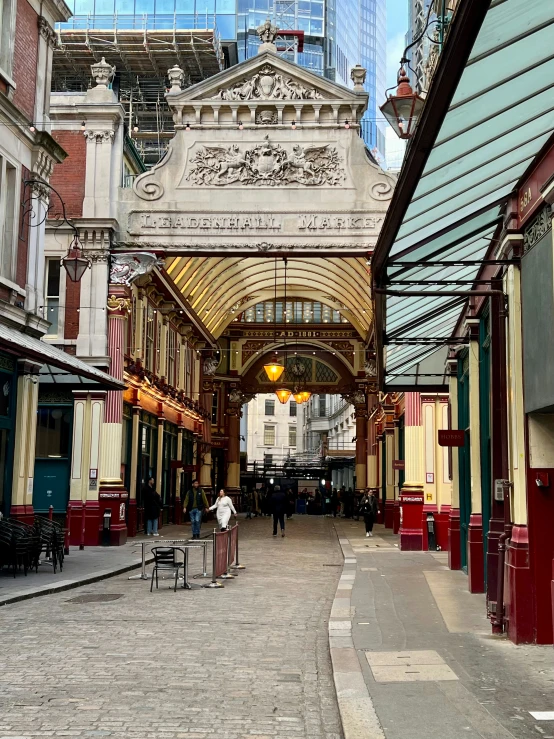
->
[165,255,372,338]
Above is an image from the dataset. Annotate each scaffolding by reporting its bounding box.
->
[52,14,226,165]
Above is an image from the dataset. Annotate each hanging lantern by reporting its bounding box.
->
[263,361,285,382]
[61,236,90,282]
[380,65,425,140]
[299,391,311,402]
[275,388,292,404]
[293,391,305,404]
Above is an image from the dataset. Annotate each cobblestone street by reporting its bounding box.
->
[0,516,343,739]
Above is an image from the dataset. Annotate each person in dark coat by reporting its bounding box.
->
[143,477,162,536]
[330,488,339,517]
[360,490,379,537]
[270,486,287,537]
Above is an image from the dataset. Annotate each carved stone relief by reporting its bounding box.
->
[110,252,164,285]
[216,64,324,101]
[186,136,344,187]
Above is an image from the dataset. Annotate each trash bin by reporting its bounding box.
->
[426,512,437,551]
[102,509,112,546]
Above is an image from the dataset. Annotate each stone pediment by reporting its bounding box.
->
[167,51,368,107]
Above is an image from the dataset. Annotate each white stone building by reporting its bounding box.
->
[244,393,298,469]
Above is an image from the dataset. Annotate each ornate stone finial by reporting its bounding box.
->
[350,65,367,93]
[91,57,115,87]
[257,18,278,54]
[167,64,185,94]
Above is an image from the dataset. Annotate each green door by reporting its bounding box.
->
[33,405,73,513]
[458,353,471,572]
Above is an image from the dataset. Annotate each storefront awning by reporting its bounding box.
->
[372,0,554,390]
[0,324,124,390]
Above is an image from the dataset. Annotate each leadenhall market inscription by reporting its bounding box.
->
[129,212,384,235]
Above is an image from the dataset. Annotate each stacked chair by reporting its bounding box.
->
[0,516,65,577]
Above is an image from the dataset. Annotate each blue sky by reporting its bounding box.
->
[386,0,409,88]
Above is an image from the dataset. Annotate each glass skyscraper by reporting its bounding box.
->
[59,0,387,157]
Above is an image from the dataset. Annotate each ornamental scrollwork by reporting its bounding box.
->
[186,136,344,187]
[523,205,552,254]
[216,64,323,102]
[107,295,131,313]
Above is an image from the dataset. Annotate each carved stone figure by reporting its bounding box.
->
[229,389,244,404]
[110,253,164,285]
[257,18,278,45]
[203,357,219,376]
[364,358,377,377]
[186,136,344,187]
[215,65,323,102]
[256,109,278,125]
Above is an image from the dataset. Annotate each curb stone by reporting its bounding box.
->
[0,554,155,608]
[329,530,385,739]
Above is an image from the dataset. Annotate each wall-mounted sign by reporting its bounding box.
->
[89,468,98,479]
[426,473,434,484]
[438,430,465,447]
[392,460,405,470]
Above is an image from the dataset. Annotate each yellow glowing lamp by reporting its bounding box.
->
[293,391,305,404]
[263,361,285,382]
[299,391,311,402]
[275,388,292,404]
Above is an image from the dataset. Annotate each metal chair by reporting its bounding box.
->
[150,547,185,593]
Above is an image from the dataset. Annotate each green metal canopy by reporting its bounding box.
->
[372,0,554,390]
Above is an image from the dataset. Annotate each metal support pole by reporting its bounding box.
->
[231,523,245,570]
[203,529,224,588]
[128,540,150,580]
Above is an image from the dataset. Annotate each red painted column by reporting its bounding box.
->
[399,392,424,550]
[355,404,368,497]
[506,524,534,643]
[98,291,129,546]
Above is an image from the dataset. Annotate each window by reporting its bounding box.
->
[145,304,155,371]
[45,259,61,336]
[289,400,297,417]
[264,425,275,446]
[0,156,17,281]
[156,320,162,373]
[319,395,327,417]
[264,453,273,466]
[184,341,192,396]
[167,327,176,385]
[288,425,297,447]
[211,391,218,424]
[0,0,16,77]
[265,399,275,415]
[35,407,72,458]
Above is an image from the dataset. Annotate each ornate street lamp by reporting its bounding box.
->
[380,63,425,140]
[264,258,285,383]
[61,235,91,282]
[298,391,311,403]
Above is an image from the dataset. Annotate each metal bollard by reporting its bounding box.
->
[48,505,54,521]
[203,529,224,588]
[64,502,72,555]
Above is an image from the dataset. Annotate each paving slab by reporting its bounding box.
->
[333,519,554,739]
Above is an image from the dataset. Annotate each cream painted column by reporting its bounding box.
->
[367,398,378,490]
[422,396,437,506]
[384,425,395,527]
[402,393,424,491]
[127,405,140,536]
[504,265,527,526]
[399,392,424,551]
[69,391,105,545]
[354,404,368,495]
[10,361,40,521]
[436,396,452,511]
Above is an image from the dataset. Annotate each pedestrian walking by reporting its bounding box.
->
[330,488,339,517]
[360,490,378,537]
[183,480,210,539]
[143,477,161,536]
[209,489,237,531]
[270,486,287,537]
[244,489,253,519]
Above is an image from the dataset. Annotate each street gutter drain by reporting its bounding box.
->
[67,594,124,604]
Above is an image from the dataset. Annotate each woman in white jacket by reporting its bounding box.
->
[209,489,237,531]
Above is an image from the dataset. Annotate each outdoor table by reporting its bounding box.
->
[129,536,211,582]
